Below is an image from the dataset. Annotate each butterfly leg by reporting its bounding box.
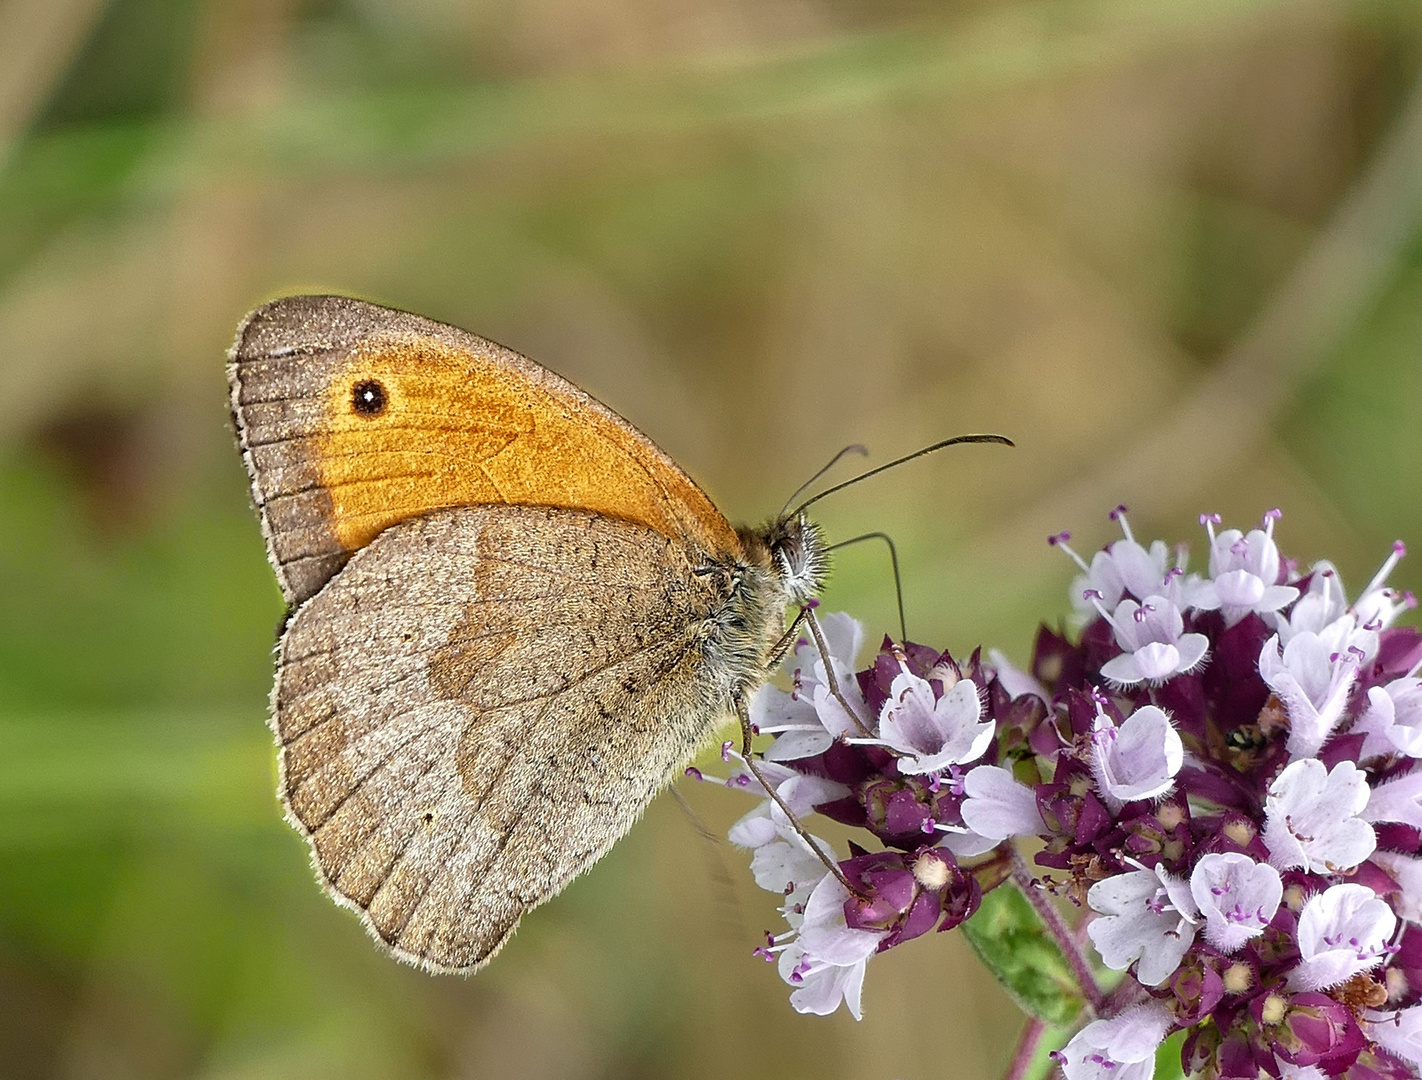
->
[761,607,807,673]
[802,608,875,737]
[734,693,862,897]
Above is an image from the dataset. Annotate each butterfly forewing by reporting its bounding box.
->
[275,504,735,972]
[228,295,740,605]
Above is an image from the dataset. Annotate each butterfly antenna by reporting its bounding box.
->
[828,532,907,643]
[778,444,869,519]
[788,434,1013,519]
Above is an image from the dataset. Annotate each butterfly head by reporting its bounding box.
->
[739,513,829,606]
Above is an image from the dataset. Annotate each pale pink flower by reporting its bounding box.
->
[1087,861,1198,986]
[1088,705,1183,811]
[751,612,868,762]
[1258,623,1367,761]
[872,663,993,774]
[777,875,887,1019]
[1289,882,1396,991]
[1189,852,1283,953]
[1355,679,1422,760]
[1354,541,1414,633]
[1201,509,1299,626]
[1056,1001,1174,1080]
[1097,594,1210,687]
[1053,508,1176,620]
[1263,759,1376,874]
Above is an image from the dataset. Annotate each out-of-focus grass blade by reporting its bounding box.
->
[1,0,1355,216]
[0,709,276,847]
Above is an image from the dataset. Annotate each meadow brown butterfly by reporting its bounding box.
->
[228,295,1003,973]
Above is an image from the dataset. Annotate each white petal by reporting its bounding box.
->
[749,839,826,895]
[774,773,851,819]
[1371,851,1422,924]
[1114,540,1167,598]
[1258,584,1301,612]
[1131,641,1182,682]
[762,728,835,762]
[987,648,1050,705]
[1134,925,1196,986]
[788,960,861,1017]
[749,683,818,733]
[728,804,777,848]
[939,827,1001,858]
[1099,652,1146,686]
[817,612,865,671]
[1363,1007,1422,1067]
[1364,771,1422,828]
[1215,569,1265,607]
[1264,759,1376,873]
[960,765,1042,839]
[1173,633,1209,674]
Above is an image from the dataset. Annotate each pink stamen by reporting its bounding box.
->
[1052,534,1092,573]
[1111,506,1136,543]
[1363,541,1409,599]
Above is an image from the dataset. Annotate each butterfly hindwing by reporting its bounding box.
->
[274,503,735,971]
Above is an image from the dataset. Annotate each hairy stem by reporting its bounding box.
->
[1002,1017,1046,1080]
[1009,847,1106,1016]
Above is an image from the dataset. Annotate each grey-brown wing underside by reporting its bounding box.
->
[275,504,733,973]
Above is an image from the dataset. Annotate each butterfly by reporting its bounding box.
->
[227,295,835,973]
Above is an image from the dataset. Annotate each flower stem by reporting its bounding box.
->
[1009,847,1107,1015]
[1002,1017,1046,1080]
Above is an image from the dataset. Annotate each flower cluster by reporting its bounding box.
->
[705,506,1422,1080]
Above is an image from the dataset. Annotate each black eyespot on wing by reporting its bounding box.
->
[351,379,387,416]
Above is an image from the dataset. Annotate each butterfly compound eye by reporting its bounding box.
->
[351,379,388,417]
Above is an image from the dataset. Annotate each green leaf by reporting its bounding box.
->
[961,883,1086,1027]
[1155,1030,1188,1080]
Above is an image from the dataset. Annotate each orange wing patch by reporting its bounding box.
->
[316,335,738,554]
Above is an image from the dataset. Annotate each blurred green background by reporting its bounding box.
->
[3,0,1422,1077]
